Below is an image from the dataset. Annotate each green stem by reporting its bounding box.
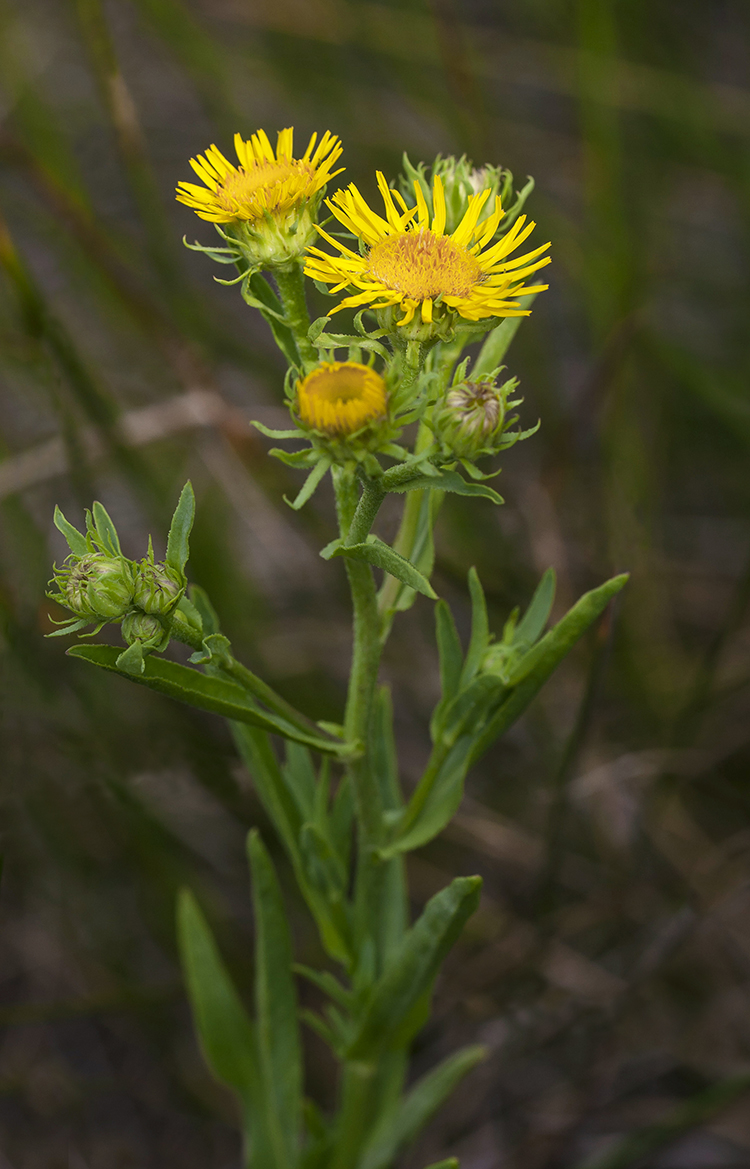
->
[331,1060,377,1169]
[169,609,331,743]
[273,263,317,368]
[378,420,436,624]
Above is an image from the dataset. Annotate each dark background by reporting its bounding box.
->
[1,1,750,1166]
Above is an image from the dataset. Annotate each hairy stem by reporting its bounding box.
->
[273,263,317,368]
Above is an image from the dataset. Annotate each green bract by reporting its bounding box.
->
[55,552,134,622]
[133,558,184,615]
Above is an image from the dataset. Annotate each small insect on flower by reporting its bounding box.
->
[176,128,343,225]
[297,362,387,436]
[305,170,551,338]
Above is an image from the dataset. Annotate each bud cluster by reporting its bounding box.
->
[47,485,195,668]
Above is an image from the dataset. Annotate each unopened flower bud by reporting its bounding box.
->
[133,561,183,616]
[62,553,134,621]
[435,374,515,460]
[121,610,169,651]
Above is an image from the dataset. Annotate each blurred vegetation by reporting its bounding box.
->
[1,0,750,1165]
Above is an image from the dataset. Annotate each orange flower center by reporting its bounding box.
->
[216,160,314,215]
[366,230,483,300]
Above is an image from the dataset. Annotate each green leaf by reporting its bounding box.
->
[513,567,555,647]
[359,1045,486,1169]
[471,573,629,764]
[387,469,502,504]
[177,889,257,1101]
[461,568,489,686]
[347,876,482,1058]
[247,831,303,1169]
[286,458,331,510]
[423,1160,459,1169]
[53,506,88,557]
[381,736,475,858]
[232,727,353,969]
[473,291,538,376]
[91,501,121,555]
[282,741,318,822]
[330,538,437,600]
[116,640,145,675]
[66,644,352,757]
[299,821,347,902]
[435,601,463,703]
[251,419,302,440]
[165,481,195,573]
[308,315,330,342]
[189,584,220,636]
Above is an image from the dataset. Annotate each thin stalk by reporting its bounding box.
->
[169,610,332,742]
[378,420,435,621]
[273,263,317,368]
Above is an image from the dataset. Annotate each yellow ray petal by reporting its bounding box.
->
[431,175,446,236]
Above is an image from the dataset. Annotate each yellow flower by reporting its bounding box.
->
[176,128,343,224]
[297,362,387,436]
[305,171,551,329]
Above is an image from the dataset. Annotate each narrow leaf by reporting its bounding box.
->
[286,458,330,510]
[435,601,463,703]
[53,506,88,557]
[177,890,256,1100]
[359,1046,486,1169]
[244,273,299,367]
[381,736,475,858]
[513,567,555,647]
[332,539,437,600]
[461,568,489,686]
[91,501,121,555]
[66,644,353,757]
[347,876,482,1057]
[471,573,629,764]
[248,831,303,1168]
[166,481,195,573]
[388,469,502,504]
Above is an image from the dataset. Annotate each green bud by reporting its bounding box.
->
[434,373,516,460]
[133,560,184,616]
[399,153,532,241]
[60,553,134,621]
[121,609,169,651]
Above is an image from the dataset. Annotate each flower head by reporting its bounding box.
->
[297,362,387,437]
[305,171,551,337]
[431,367,534,464]
[133,560,184,616]
[177,129,343,270]
[176,128,342,225]
[53,552,135,623]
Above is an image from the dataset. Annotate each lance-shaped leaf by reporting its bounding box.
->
[177,890,257,1100]
[435,600,463,706]
[286,458,331,510]
[233,726,354,970]
[166,480,195,574]
[359,1045,486,1169]
[248,831,303,1169]
[53,506,88,557]
[513,567,555,647]
[384,468,502,504]
[91,500,121,555]
[67,644,353,758]
[327,537,437,600]
[460,568,489,687]
[380,736,475,858]
[470,573,629,764]
[347,875,482,1058]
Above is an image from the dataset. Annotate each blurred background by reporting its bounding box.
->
[1,0,750,1165]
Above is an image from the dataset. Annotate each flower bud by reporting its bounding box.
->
[435,374,514,460]
[121,610,169,651]
[399,153,530,241]
[133,560,184,616]
[62,553,134,621]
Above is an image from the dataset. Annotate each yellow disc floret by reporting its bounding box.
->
[297,363,387,436]
[176,128,343,224]
[305,170,551,329]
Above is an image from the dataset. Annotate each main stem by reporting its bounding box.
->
[273,263,317,369]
